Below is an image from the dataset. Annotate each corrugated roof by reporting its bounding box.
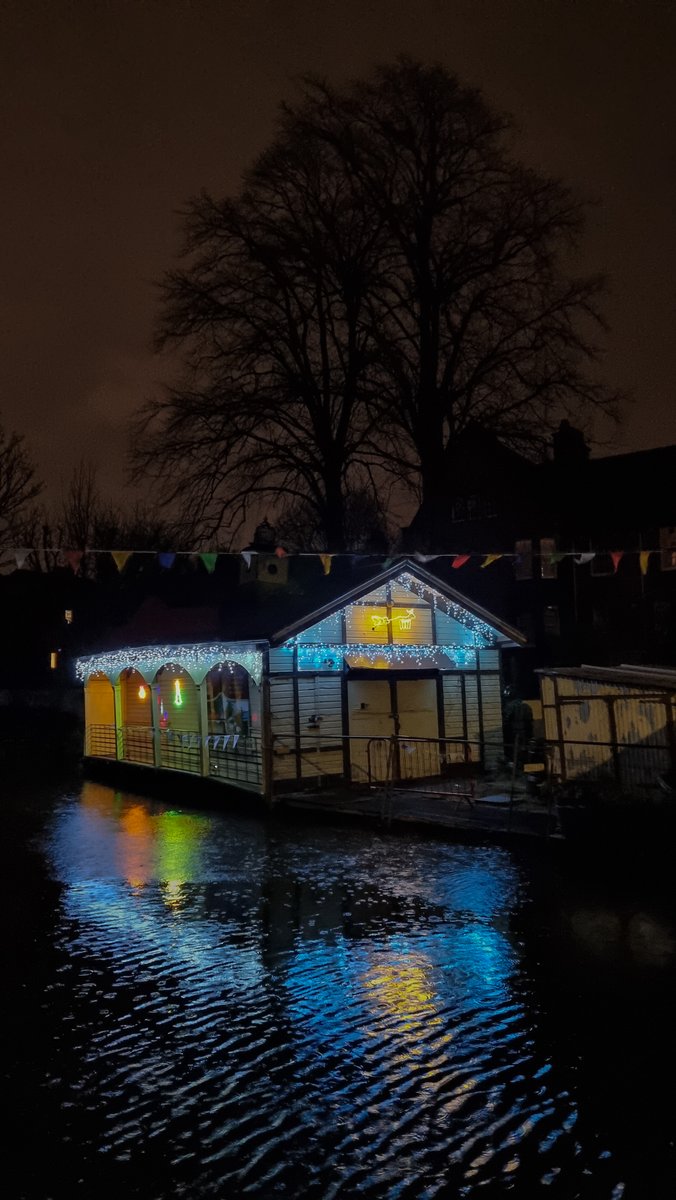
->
[536,663,676,690]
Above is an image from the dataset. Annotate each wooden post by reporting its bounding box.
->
[261,675,274,809]
[197,683,210,778]
[113,681,124,761]
[149,679,162,768]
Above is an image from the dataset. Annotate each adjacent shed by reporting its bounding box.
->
[538,664,676,792]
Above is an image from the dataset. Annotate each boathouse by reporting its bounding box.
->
[77,560,525,800]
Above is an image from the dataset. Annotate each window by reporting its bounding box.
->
[514,539,533,580]
[660,527,676,571]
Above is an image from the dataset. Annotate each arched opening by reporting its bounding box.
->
[84,671,116,758]
[154,663,201,774]
[204,661,261,786]
[120,667,154,764]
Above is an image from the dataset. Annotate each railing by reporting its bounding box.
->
[85,723,117,759]
[270,733,488,789]
[120,725,154,765]
[85,721,264,788]
[545,736,674,792]
[208,732,262,787]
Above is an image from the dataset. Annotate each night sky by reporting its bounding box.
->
[2,0,675,505]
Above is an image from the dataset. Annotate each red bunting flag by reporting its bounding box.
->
[451,554,471,569]
[610,551,624,574]
[275,546,287,559]
[64,550,83,573]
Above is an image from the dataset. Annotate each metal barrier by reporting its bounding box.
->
[270,732,485,790]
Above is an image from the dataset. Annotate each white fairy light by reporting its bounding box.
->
[293,643,479,669]
[76,643,263,685]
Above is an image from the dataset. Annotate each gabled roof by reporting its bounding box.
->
[271,558,527,647]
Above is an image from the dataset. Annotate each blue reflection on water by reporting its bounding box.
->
[33,779,639,1197]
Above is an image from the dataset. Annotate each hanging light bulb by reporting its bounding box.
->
[174,678,183,707]
[138,684,147,700]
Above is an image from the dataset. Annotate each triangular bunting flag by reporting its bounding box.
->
[111,550,132,573]
[274,546,287,558]
[413,552,439,563]
[481,554,502,569]
[550,552,566,565]
[241,551,253,569]
[319,554,333,575]
[639,550,651,576]
[574,553,595,565]
[200,553,218,574]
[64,550,83,573]
[451,554,471,569]
[382,557,393,569]
[610,551,624,574]
[14,548,30,570]
[157,552,176,569]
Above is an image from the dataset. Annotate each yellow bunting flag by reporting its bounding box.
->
[639,550,651,576]
[319,554,333,575]
[481,553,502,569]
[111,551,132,572]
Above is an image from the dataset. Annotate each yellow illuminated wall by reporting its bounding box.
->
[121,668,152,727]
[84,673,114,726]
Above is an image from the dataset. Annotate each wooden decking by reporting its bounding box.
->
[278,775,559,842]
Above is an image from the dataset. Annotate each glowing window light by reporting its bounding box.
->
[50,651,59,670]
[174,679,183,706]
[138,685,147,700]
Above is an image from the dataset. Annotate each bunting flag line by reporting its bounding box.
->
[5,546,674,577]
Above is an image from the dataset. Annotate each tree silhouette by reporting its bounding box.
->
[136,58,617,550]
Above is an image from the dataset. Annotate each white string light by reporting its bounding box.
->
[76,644,263,686]
[293,643,479,669]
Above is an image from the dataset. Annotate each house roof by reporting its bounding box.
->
[271,559,527,646]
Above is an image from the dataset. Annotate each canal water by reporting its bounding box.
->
[6,778,676,1199]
